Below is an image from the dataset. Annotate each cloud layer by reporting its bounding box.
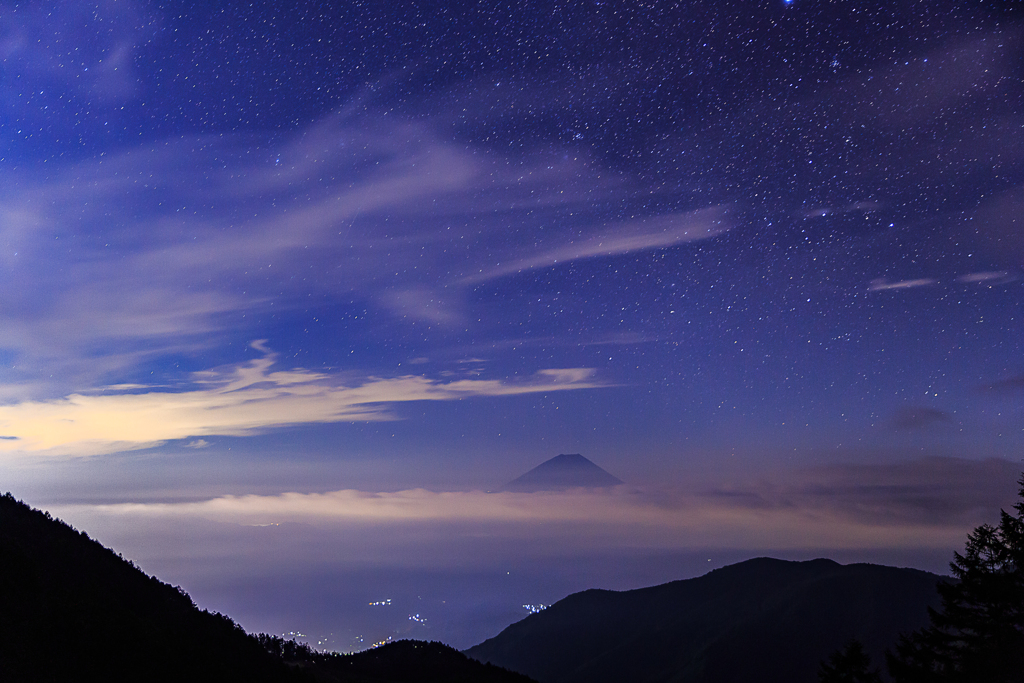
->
[0,345,601,457]
[58,456,1020,556]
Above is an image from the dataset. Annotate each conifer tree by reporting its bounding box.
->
[818,640,882,683]
[887,473,1024,683]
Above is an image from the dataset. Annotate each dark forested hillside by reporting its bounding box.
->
[466,557,947,683]
[0,492,304,682]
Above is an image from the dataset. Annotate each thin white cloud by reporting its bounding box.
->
[868,277,937,291]
[867,271,1018,294]
[0,347,603,458]
[459,207,730,285]
[956,271,1017,285]
[802,200,881,218]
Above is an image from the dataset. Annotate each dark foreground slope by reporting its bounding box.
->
[467,557,946,683]
[0,493,534,683]
[0,492,301,682]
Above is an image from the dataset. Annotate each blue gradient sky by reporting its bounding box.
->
[2,0,1023,651]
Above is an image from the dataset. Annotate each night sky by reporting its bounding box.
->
[2,0,1023,651]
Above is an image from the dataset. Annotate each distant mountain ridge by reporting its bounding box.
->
[309,640,535,682]
[502,454,623,492]
[466,557,947,683]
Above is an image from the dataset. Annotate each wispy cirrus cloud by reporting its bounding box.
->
[956,271,1017,286]
[868,277,937,292]
[0,344,603,458]
[0,0,153,103]
[0,107,727,395]
[458,207,730,285]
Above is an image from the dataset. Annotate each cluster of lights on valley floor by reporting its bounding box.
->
[284,630,393,652]
[281,600,549,653]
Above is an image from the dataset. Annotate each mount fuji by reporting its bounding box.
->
[501,454,623,492]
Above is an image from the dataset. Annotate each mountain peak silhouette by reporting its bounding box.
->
[501,454,623,492]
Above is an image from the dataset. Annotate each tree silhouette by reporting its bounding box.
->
[818,639,882,683]
[887,473,1024,683]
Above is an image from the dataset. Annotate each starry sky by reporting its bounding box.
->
[2,0,1024,651]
